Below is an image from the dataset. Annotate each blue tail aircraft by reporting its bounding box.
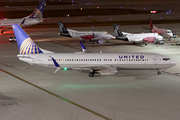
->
[12,24,176,77]
[0,0,46,34]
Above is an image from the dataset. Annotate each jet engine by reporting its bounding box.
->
[97,68,118,76]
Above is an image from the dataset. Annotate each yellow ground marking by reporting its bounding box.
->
[0,68,111,120]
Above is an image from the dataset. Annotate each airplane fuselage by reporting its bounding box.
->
[0,18,43,29]
[68,29,114,39]
[123,32,163,42]
[151,26,173,38]
[17,53,176,70]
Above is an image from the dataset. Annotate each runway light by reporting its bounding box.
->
[80,8,82,10]
[64,68,67,70]
[97,6,99,8]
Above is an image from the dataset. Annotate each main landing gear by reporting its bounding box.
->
[157,70,161,75]
[89,70,94,77]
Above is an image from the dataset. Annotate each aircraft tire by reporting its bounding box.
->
[157,71,161,75]
[89,72,94,77]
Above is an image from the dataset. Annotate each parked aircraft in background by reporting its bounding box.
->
[12,24,176,77]
[58,21,115,43]
[143,18,177,40]
[0,0,46,33]
[113,24,164,45]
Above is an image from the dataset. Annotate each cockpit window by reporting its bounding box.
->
[163,58,170,61]
[166,30,172,33]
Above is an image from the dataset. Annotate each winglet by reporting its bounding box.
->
[50,56,61,74]
[80,41,87,52]
[51,57,60,67]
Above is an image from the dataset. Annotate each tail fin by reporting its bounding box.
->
[12,24,43,54]
[28,0,46,19]
[113,24,124,37]
[113,24,128,41]
[58,21,72,37]
[149,18,153,29]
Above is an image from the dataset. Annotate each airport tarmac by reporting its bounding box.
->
[0,24,180,120]
[0,0,180,119]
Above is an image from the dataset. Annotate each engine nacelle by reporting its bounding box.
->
[98,68,118,76]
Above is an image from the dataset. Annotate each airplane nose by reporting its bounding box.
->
[170,60,177,65]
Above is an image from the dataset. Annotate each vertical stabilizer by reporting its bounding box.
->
[113,24,124,37]
[58,21,72,37]
[28,0,46,19]
[12,24,43,54]
[149,18,153,30]
[113,24,128,41]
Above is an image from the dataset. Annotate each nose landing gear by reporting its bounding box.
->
[157,70,161,75]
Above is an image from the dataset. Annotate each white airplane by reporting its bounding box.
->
[58,21,115,43]
[12,24,176,77]
[113,24,164,45]
[0,0,46,33]
[149,18,177,39]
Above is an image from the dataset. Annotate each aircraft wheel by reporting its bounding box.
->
[83,41,85,43]
[106,40,108,43]
[157,71,161,75]
[145,42,147,45]
[89,72,94,77]
[1,30,3,34]
[133,42,135,44]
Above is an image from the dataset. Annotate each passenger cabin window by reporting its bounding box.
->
[163,58,170,61]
